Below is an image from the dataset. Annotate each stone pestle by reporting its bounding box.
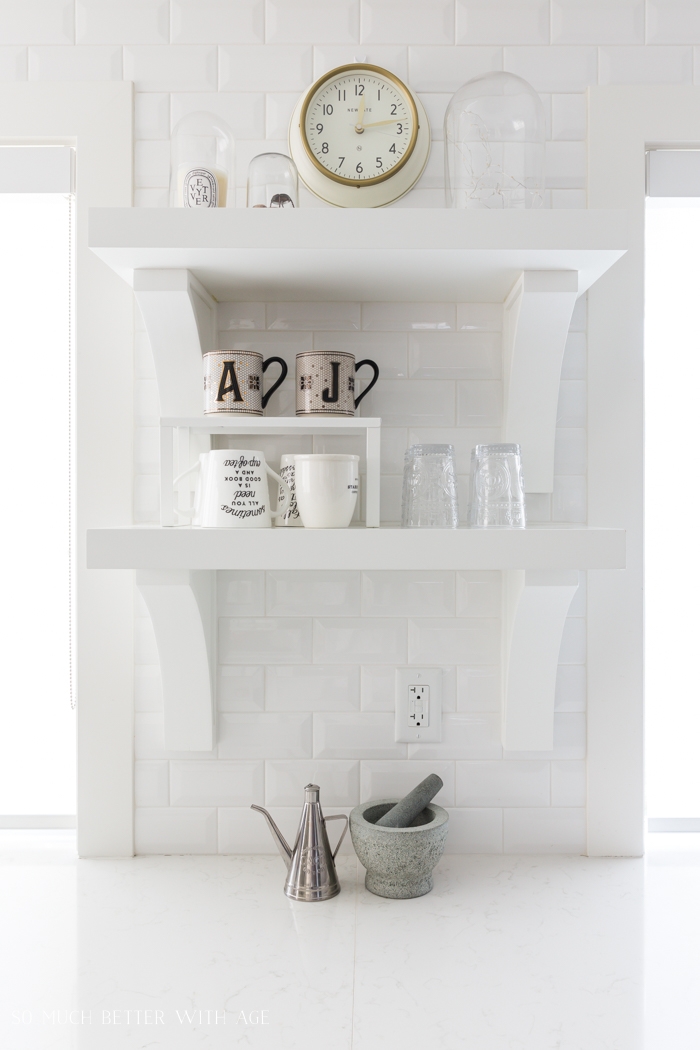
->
[375,774,444,828]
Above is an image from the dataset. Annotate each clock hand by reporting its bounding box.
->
[362,118,406,128]
[354,93,366,133]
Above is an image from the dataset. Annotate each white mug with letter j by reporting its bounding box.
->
[175,449,291,528]
[294,454,360,528]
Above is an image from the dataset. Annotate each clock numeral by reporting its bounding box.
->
[323,103,333,115]
[389,143,396,153]
[338,157,345,168]
[391,104,397,115]
[396,124,403,134]
[316,123,323,133]
[338,89,346,101]
[355,84,364,96]
[321,142,329,154]
[356,162,363,173]
[376,157,383,168]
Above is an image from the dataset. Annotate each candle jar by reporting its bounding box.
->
[247,152,298,208]
[170,112,234,208]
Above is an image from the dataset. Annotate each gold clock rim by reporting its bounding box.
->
[299,63,420,188]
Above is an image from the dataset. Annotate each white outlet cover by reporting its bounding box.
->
[395,667,443,743]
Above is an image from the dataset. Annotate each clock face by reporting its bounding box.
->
[300,65,418,186]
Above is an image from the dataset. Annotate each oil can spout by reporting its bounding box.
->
[250,804,292,870]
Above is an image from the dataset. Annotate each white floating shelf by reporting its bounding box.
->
[162,415,380,434]
[87,525,625,572]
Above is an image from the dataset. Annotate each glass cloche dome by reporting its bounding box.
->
[444,71,545,209]
[169,111,234,208]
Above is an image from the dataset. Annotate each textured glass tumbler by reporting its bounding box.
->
[468,443,526,528]
[401,444,459,529]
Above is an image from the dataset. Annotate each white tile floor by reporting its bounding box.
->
[0,830,696,1049]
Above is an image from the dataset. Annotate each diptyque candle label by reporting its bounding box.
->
[183,168,218,208]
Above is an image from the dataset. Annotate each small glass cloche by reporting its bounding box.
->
[444,71,545,209]
[247,153,298,209]
[170,112,234,208]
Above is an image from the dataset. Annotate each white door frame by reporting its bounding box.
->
[587,86,700,856]
[0,83,134,856]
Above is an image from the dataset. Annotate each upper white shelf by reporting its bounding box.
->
[88,208,627,303]
[162,415,380,434]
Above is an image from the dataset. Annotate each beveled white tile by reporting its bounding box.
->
[171,91,265,138]
[503,45,597,91]
[408,712,502,759]
[457,303,503,331]
[456,571,501,617]
[0,46,27,79]
[360,760,455,805]
[217,665,265,712]
[562,332,586,379]
[443,807,503,851]
[135,713,217,761]
[362,302,455,331]
[77,0,167,43]
[362,571,455,617]
[379,427,410,472]
[266,0,359,44]
[526,492,552,523]
[551,93,586,140]
[314,618,407,664]
[135,808,217,854]
[552,0,644,44]
[554,428,586,474]
[409,618,500,665]
[457,0,549,44]
[134,426,158,474]
[555,663,586,711]
[557,379,586,427]
[219,618,312,665]
[359,379,455,426]
[219,44,312,91]
[135,92,169,139]
[362,0,454,44]
[265,665,360,711]
[379,474,402,523]
[545,140,586,188]
[503,806,586,853]
[266,571,361,617]
[217,301,266,331]
[28,45,122,80]
[171,0,264,44]
[265,91,299,138]
[219,806,358,853]
[267,301,360,331]
[216,329,312,375]
[559,617,586,664]
[551,760,586,806]
[504,712,586,760]
[170,761,264,807]
[599,44,692,84]
[218,571,266,617]
[133,475,160,523]
[648,0,700,44]
[408,45,501,91]
[134,761,169,807]
[456,380,503,426]
[457,760,550,807]
[266,759,360,806]
[0,0,74,45]
[314,712,405,758]
[124,45,218,91]
[456,665,500,712]
[313,44,408,80]
[552,474,586,523]
[218,712,313,759]
[409,331,501,379]
[313,331,409,379]
[416,92,451,139]
[134,665,163,712]
[361,665,395,711]
[134,139,170,188]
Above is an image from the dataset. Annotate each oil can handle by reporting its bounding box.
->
[325,813,349,860]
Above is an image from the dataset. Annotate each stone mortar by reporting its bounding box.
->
[349,799,449,899]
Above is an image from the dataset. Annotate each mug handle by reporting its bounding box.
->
[173,459,202,518]
[261,357,288,410]
[354,359,379,409]
[266,464,293,520]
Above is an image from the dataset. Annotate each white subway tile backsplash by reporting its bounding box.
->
[124,45,218,91]
[135,712,217,761]
[218,302,266,331]
[266,665,360,710]
[409,332,501,379]
[133,475,160,522]
[135,92,170,139]
[219,44,313,91]
[135,761,169,807]
[134,139,170,187]
[551,0,644,45]
[545,140,586,188]
[314,332,409,379]
[457,665,500,711]
[265,92,298,137]
[408,45,502,92]
[218,712,313,759]
[456,760,550,806]
[361,760,456,805]
[217,665,266,711]
[504,712,586,760]
[551,760,586,806]
[266,759,360,805]
[266,0,360,44]
[408,427,499,474]
[599,44,693,84]
[0,46,27,79]
[362,571,455,617]
[503,807,586,853]
[28,45,122,80]
[362,302,455,331]
[408,712,502,759]
[314,618,407,664]
[457,303,503,331]
[456,380,502,426]
[219,618,313,664]
[134,427,159,474]
[647,0,700,45]
[526,492,552,523]
[135,616,158,666]
[554,428,586,474]
[503,45,597,91]
[409,618,500,664]
[217,329,311,372]
[135,808,218,854]
[457,0,550,45]
[76,0,167,44]
[552,474,586,523]
[443,808,503,852]
[0,0,74,45]
[170,761,264,806]
[361,665,395,711]
[362,0,455,45]
[417,92,451,139]
[314,712,406,758]
[267,571,361,616]
[171,92,266,138]
[218,571,266,617]
[379,473,403,523]
[559,617,586,664]
[171,0,264,44]
[134,665,163,712]
[313,44,408,79]
[555,663,586,711]
[557,379,586,427]
[360,379,455,426]
[267,301,360,330]
[456,571,501,617]
[561,331,586,379]
[551,93,586,140]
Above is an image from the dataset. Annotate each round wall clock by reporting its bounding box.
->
[288,63,431,208]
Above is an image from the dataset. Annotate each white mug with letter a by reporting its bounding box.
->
[294,454,360,528]
[175,449,291,528]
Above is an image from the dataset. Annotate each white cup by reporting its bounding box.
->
[175,449,291,528]
[275,453,303,527]
[293,454,360,528]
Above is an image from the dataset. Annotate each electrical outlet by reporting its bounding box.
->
[395,668,442,743]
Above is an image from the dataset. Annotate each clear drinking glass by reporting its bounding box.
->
[247,153,299,208]
[401,444,459,529]
[468,443,526,528]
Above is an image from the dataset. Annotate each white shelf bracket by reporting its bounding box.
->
[133,268,216,417]
[502,569,580,752]
[503,271,580,493]
[135,569,215,752]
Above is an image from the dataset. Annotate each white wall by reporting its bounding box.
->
[1,0,680,854]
